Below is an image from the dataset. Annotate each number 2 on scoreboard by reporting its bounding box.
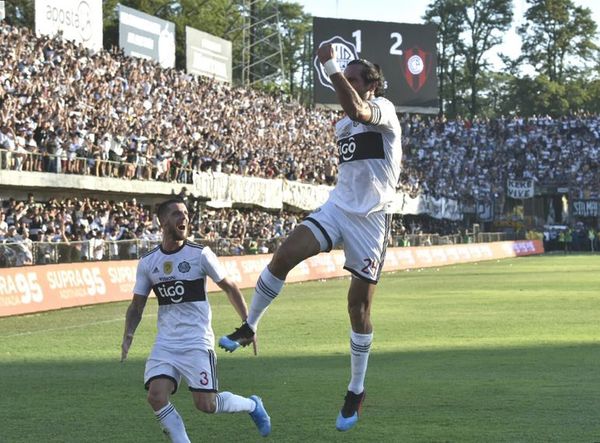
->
[351,30,403,56]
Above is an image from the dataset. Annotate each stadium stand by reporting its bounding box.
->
[399,113,600,205]
[1,22,598,265]
[0,23,338,186]
[0,194,303,265]
[1,22,598,206]
[0,193,476,266]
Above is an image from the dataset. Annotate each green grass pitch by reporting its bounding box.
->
[1,254,599,442]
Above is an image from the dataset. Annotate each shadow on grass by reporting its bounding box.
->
[2,343,599,442]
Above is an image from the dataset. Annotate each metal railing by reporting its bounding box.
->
[0,148,196,183]
[0,232,515,268]
[393,232,512,247]
[0,237,282,268]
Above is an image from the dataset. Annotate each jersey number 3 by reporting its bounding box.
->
[199,371,209,386]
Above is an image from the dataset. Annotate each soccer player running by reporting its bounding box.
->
[219,43,402,432]
[121,198,271,442]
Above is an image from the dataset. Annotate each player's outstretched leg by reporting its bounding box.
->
[335,390,365,431]
[218,322,255,352]
[249,395,271,437]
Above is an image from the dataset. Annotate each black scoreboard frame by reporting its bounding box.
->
[313,17,438,114]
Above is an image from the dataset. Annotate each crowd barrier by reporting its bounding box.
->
[0,149,462,217]
[0,240,544,317]
[0,232,514,268]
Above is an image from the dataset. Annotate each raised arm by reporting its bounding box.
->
[317,44,373,123]
[120,294,148,362]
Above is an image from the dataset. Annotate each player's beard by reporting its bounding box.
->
[169,224,188,241]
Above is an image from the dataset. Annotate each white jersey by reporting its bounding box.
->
[133,241,226,351]
[328,96,402,216]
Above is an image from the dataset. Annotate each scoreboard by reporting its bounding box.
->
[313,17,438,114]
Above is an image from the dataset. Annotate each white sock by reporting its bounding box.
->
[215,392,255,413]
[154,403,190,443]
[246,267,285,331]
[348,330,373,395]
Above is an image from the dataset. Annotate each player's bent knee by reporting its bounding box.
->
[193,397,216,413]
[271,244,312,277]
[147,390,168,410]
[269,251,296,277]
[270,226,320,277]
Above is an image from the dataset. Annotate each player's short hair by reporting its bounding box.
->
[347,59,385,97]
[156,198,186,224]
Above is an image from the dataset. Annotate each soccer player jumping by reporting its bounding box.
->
[219,43,402,431]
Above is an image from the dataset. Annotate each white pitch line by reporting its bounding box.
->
[0,313,157,338]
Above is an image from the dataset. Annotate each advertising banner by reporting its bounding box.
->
[313,17,438,113]
[118,4,175,69]
[507,179,535,199]
[476,200,494,222]
[0,240,544,317]
[35,0,103,52]
[186,26,232,83]
[572,200,600,217]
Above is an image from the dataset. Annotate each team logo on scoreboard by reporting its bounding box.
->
[401,47,433,93]
[314,36,358,91]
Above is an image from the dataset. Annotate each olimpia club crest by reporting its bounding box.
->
[314,36,358,91]
[178,261,191,273]
[401,46,433,93]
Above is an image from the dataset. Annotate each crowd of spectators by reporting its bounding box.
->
[0,193,310,265]
[399,113,600,206]
[0,23,338,187]
[0,193,151,265]
[0,192,459,266]
[2,22,599,267]
[1,23,599,210]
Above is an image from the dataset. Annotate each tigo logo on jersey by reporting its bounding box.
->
[339,137,357,161]
[152,279,206,305]
[156,281,185,303]
[337,132,384,164]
